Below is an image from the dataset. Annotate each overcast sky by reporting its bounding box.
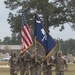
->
[0,0,75,41]
[0,0,12,41]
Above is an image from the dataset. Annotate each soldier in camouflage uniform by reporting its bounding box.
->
[47,56,54,75]
[9,52,18,75]
[30,50,37,75]
[17,52,26,75]
[35,49,43,75]
[54,51,68,75]
[24,50,31,75]
[42,58,48,75]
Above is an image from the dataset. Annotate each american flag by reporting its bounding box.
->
[21,10,33,53]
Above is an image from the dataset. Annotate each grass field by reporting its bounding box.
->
[0,62,75,75]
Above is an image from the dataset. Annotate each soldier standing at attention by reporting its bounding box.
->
[54,51,68,75]
[9,52,18,75]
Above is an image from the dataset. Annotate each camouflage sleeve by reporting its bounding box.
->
[48,57,55,66]
[50,57,53,63]
[53,58,57,64]
[64,59,68,70]
[16,57,20,65]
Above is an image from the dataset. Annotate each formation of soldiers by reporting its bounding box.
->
[9,50,68,75]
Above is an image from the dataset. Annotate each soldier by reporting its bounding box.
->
[47,56,54,75]
[24,50,31,75]
[35,49,43,75]
[54,51,68,75]
[30,50,37,75]
[9,52,18,75]
[17,52,26,75]
[42,58,48,75]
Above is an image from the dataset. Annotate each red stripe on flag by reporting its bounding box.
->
[26,24,30,34]
[23,24,32,44]
[22,29,29,47]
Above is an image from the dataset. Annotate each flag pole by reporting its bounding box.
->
[34,8,38,60]
[34,9,37,48]
[34,8,37,49]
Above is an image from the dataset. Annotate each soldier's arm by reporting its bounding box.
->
[16,56,21,65]
[36,54,44,64]
[35,59,41,65]
[53,58,56,67]
[47,57,55,67]
[64,59,68,71]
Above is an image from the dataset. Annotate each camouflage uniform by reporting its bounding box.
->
[47,56,54,75]
[30,53,37,75]
[54,51,68,75]
[24,51,31,75]
[17,53,26,75]
[42,58,48,75]
[35,54,43,75]
[9,53,18,75]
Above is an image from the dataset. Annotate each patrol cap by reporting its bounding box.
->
[57,51,62,55]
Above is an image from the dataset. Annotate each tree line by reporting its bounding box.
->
[0,36,75,56]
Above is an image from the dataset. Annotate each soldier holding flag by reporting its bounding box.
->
[42,58,48,75]
[17,52,26,75]
[19,4,33,75]
[30,50,37,75]
[24,50,31,75]
[34,48,43,75]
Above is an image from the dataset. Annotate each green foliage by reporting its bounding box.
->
[3,36,11,45]
[57,39,75,55]
[2,33,21,45]
[7,13,21,33]
[4,0,75,34]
